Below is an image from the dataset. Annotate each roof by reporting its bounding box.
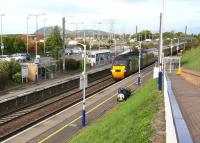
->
[89,50,110,55]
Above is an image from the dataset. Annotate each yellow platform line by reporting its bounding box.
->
[38,93,117,143]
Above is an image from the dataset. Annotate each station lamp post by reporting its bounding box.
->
[29,13,45,58]
[1,14,5,55]
[43,18,47,55]
[158,13,163,91]
[98,22,102,50]
[170,39,173,73]
[26,16,30,53]
[69,41,87,127]
[79,43,87,127]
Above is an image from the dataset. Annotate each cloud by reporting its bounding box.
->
[0,0,199,34]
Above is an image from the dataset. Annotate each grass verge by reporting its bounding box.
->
[182,47,200,70]
[69,79,163,143]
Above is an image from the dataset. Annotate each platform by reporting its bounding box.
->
[168,73,200,143]
[0,64,111,102]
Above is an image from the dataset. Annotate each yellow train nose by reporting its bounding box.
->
[111,66,126,79]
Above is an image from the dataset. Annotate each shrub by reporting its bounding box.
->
[12,72,22,84]
[0,61,21,79]
[8,61,21,79]
[0,61,9,79]
[65,59,80,70]
[0,61,21,83]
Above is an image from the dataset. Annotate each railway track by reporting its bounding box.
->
[0,75,115,141]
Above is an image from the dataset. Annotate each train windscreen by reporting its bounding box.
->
[113,60,126,65]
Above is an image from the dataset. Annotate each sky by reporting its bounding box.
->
[0,0,199,34]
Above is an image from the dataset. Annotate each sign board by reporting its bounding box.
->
[80,74,88,90]
[34,58,40,64]
[153,67,159,79]
[21,65,28,78]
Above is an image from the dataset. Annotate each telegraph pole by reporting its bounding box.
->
[184,25,187,51]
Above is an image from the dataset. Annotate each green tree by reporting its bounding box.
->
[46,26,63,59]
[4,36,26,54]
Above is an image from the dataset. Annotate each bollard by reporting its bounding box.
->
[158,71,162,91]
[177,67,182,75]
[137,76,141,86]
[82,109,86,127]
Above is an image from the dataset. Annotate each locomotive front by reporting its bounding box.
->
[111,56,128,80]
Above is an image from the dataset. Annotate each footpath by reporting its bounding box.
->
[168,73,200,143]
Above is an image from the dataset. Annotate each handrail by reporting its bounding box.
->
[164,73,193,143]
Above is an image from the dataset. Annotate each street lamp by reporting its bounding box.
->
[158,13,163,91]
[1,14,5,55]
[69,41,87,127]
[29,13,45,58]
[69,41,88,127]
[98,22,102,50]
[79,43,87,127]
[170,39,173,73]
[26,16,30,53]
[43,18,47,55]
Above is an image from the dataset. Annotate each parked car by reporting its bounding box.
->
[72,47,82,54]
[65,48,73,55]
[11,53,31,62]
[0,55,14,62]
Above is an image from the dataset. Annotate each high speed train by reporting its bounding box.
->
[111,43,185,80]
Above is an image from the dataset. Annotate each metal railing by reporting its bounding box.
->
[164,73,193,143]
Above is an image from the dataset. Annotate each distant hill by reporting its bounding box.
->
[35,26,112,37]
[35,26,71,35]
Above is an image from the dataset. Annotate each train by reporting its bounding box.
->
[111,43,185,80]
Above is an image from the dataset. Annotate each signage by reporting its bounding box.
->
[21,65,28,78]
[80,74,88,90]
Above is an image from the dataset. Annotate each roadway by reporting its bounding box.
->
[3,65,153,143]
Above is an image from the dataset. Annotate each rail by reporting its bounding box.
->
[164,73,193,143]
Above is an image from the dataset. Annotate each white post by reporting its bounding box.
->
[1,14,5,55]
[43,18,47,55]
[82,44,86,127]
[29,13,45,58]
[158,13,163,91]
[137,42,141,85]
[98,22,102,50]
[26,17,30,54]
[170,39,173,73]
[36,15,38,57]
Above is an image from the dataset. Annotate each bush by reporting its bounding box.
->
[8,61,21,79]
[0,61,21,79]
[65,59,81,70]
[0,71,7,89]
[0,61,22,85]
[12,72,22,84]
[0,61,9,79]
